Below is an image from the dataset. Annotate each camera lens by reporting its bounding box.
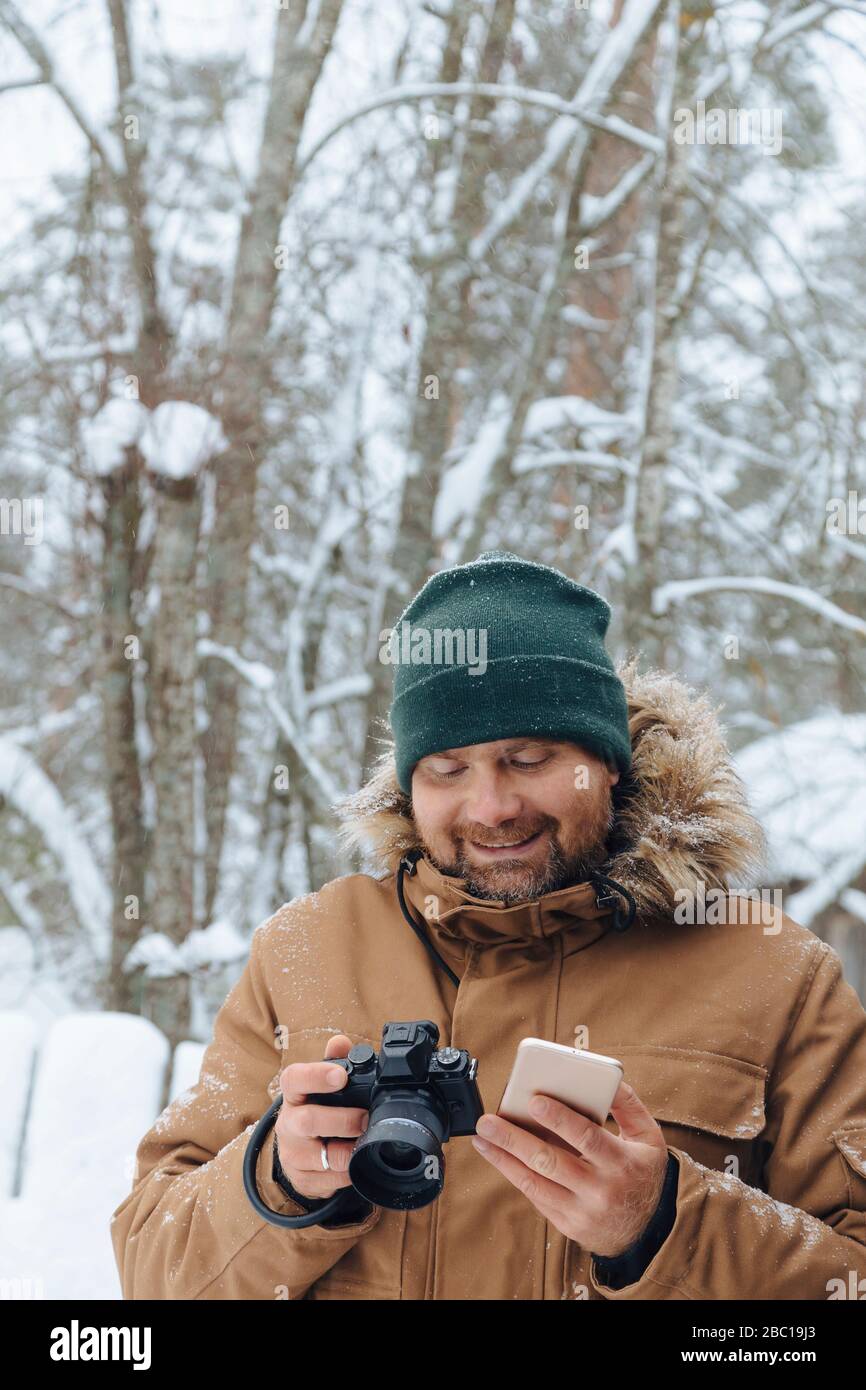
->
[377,1140,424,1172]
[349,1108,446,1210]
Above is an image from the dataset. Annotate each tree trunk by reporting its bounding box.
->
[144,472,202,1045]
[201,0,346,927]
[359,0,516,778]
[100,457,148,1012]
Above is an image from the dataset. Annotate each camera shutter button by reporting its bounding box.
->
[348,1043,376,1072]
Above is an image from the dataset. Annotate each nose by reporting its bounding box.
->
[462,769,523,828]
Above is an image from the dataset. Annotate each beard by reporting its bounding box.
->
[421,791,617,907]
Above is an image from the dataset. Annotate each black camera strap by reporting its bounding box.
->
[396,850,461,988]
[242,1094,350,1228]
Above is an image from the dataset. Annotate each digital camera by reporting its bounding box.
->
[307,1020,484,1211]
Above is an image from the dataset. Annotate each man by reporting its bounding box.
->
[111,550,866,1299]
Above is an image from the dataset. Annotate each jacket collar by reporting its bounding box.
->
[401,852,615,951]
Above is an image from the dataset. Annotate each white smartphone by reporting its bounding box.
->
[497,1038,623,1142]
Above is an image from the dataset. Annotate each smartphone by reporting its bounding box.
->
[497,1038,623,1142]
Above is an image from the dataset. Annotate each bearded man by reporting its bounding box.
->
[112,550,866,1301]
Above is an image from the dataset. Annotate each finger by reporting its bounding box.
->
[608,1080,664,1143]
[280,1059,349,1105]
[286,1102,369,1141]
[476,1111,588,1193]
[323,1033,354,1059]
[522,1094,629,1171]
[472,1134,578,1215]
[279,1132,359,1177]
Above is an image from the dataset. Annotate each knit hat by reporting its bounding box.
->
[386,550,632,794]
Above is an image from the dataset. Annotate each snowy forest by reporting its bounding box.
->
[1,0,865,1298]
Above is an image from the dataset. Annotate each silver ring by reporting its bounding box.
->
[320,1140,331,1171]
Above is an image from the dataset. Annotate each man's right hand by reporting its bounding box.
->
[275,1033,369,1200]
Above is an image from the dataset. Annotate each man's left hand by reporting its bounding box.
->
[471,1079,669,1257]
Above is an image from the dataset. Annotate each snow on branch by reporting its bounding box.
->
[652,576,866,637]
[433,402,511,539]
[434,393,637,533]
[197,639,345,810]
[469,0,665,262]
[295,80,661,183]
[0,571,86,621]
[0,1,124,179]
[80,400,228,480]
[122,919,248,978]
[580,152,656,233]
[138,403,228,480]
[829,534,866,565]
[758,2,836,50]
[306,674,372,711]
[670,413,791,472]
[0,736,109,959]
[840,887,866,924]
[523,395,636,442]
[787,846,866,927]
[512,449,635,477]
[80,400,149,476]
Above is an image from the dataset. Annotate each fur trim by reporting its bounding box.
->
[334,657,768,926]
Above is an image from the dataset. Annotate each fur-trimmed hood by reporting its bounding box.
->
[336,658,768,928]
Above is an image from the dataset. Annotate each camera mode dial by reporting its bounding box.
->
[435,1047,462,1069]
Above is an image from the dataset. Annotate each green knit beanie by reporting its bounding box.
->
[385,550,632,795]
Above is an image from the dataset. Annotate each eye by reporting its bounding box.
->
[426,761,465,779]
[510,754,552,771]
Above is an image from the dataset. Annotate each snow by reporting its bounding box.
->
[733,714,866,885]
[469,0,665,261]
[697,1163,828,1251]
[786,847,866,927]
[523,394,636,444]
[197,639,345,810]
[0,738,109,959]
[840,888,866,925]
[0,924,71,1023]
[653,576,866,639]
[433,396,511,538]
[138,402,229,479]
[0,1013,169,1299]
[0,1011,37,1197]
[81,399,228,480]
[305,673,373,711]
[80,399,149,475]
[122,919,248,977]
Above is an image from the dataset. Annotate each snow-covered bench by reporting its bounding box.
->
[0,1010,205,1300]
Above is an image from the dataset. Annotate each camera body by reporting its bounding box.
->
[307,1020,484,1210]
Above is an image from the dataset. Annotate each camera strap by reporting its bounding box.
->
[396,850,461,988]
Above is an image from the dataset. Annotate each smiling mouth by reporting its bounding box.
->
[467,830,545,858]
